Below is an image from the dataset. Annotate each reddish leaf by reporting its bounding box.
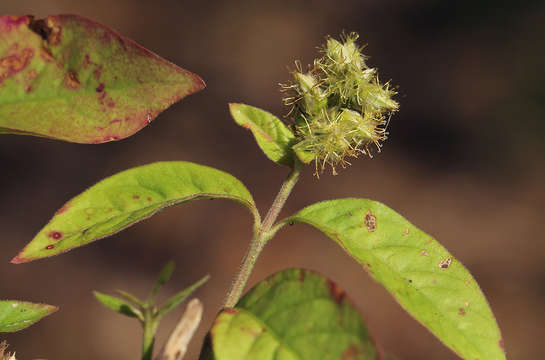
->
[0,15,204,143]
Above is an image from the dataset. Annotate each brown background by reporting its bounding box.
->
[1,1,544,359]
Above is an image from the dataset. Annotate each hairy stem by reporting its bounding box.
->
[224,161,302,308]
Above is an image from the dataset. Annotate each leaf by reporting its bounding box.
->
[116,289,144,307]
[229,103,296,166]
[286,199,506,360]
[0,300,57,332]
[151,261,176,298]
[12,161,255,263]
[158,275,209,318]
[93,291,143,321]
[200,269,377,360]
[0,15,204,143]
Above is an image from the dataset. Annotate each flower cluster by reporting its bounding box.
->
[282,33,398,174]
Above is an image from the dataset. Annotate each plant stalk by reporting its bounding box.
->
[224,161,302,308]
[141,311,157,360]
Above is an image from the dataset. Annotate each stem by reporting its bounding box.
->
[224,161,302,308]
[141,311,157,360]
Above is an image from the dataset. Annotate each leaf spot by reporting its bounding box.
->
[499,339,505,353]
[342,345,361,359]
[328,279,346,304]
[0,48,34,84]
[45,244,55,250]
[403,228,409,235]
[464,301,470,307]
[364,210,377,232]
[48,231,63,240]
[132,194,140,200]
[465,280,471,285]
[420,250,430,256]
[146,197,153,202]
[438,257,452,269]
[458,308,466,316]
[64,71,81,90]
[96,83,105,92]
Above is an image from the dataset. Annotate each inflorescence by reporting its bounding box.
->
[282,33,399,175]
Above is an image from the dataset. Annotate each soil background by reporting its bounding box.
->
[1,1,544,359]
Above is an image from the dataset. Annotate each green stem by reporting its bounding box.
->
[141,311,157,360]
[224,161,302,308]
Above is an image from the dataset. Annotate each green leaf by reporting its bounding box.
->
[229,103,296,166]
[0,300,57,332]
[201,269,377,360]
[158,275,209,318]
[0,15,204,143]
[151,261,175,299]
[12,161,256,263]
[93,291,143,321]
[116,289,144,307]
[286,199,506,360]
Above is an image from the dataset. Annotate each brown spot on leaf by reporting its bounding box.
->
[458,308,466,316]
[45,18,62,45]
[146,197,153,202]
[0,48,34,83]
[465,280,471,285]
[342,345,361,359]
[328,279,345,304]
[45,245,55,250]
[499,339,505,353]
[64,71,81,90]
[96,83,105,92]
[132,194,140,199]
[48,231,63,240]
[464,301,470,307]
[420,250,430,256]
[439,258,452,269]
[403,228,410,235]
[242,123,250,129]
[223,308,238,314]
[40,48,54,62]
[364,210,377,232]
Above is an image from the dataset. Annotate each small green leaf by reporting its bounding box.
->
[201,269,377,360]
[0,300,57,332]
[151,261,175,299]
[0,15,204,143]
[12,161,255,263]
[116,289,144,307]
[94,291,143,320]
[286,199,506,360]
[229,103,296,166]
[294,147,315,164]
[158,275,209,318]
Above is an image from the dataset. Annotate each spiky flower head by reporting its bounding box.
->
[282,33,398,175]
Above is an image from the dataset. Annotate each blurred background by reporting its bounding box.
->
[1,0,544,359]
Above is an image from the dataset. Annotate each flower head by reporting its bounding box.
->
[282,33,398,175]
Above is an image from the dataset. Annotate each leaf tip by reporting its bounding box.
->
[10,254,29,264]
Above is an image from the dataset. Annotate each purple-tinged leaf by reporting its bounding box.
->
[0,15,204,143]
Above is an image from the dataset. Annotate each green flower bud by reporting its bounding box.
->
[283,32,398,175]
